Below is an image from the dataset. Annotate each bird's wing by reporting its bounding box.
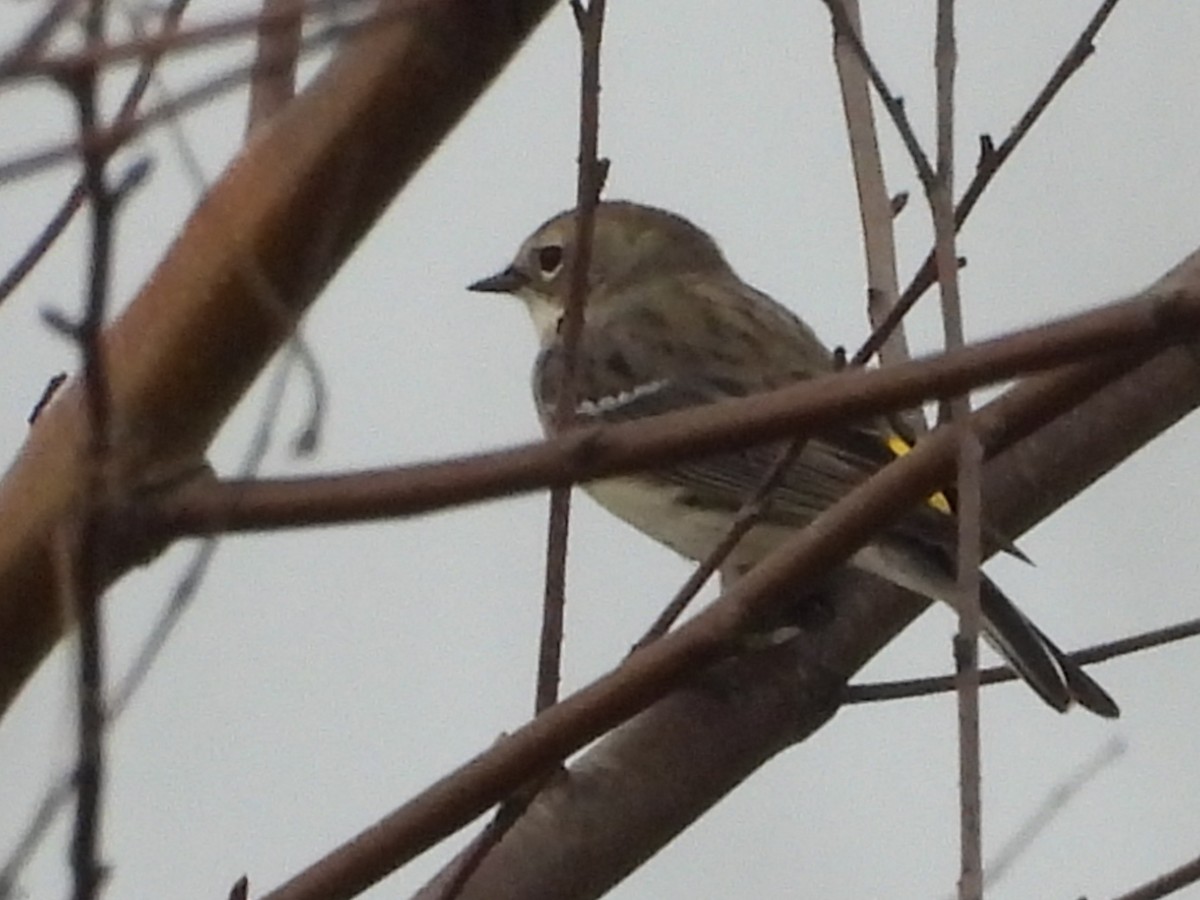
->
[532,283,956,551]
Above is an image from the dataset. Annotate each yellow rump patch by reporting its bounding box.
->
[886,433,952,514]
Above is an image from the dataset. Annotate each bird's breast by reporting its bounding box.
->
[582,475,789,567]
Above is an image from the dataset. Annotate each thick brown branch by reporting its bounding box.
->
[154,284,1200,538]
[271,327,1176,900]
[405,318,1200,900]
[0,0,559,722]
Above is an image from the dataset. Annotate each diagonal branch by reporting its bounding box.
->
[862,0,1125,356]
[0,0,193,309]
[0,0,560,723]
[306,325,1187,900]
[898,0,1124,312]
[151,282,1200,541]
[407,291,1200,900]
[281,242,1200,900]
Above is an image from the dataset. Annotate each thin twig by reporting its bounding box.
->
[857,0,1125,363]
[0,9,379,185]
[64,3,118,897]
[2,0,371,82]
[1110,852,1200,900]
[0,350,310,897]
[246,0,305,134]
[438,7,608,889]
[828,0,910,370]
[0,0,193,308]
[822,0,935,189]
[431,785,544,900]
[27,373,69,424]
[633,440,805,648]
[536,0,607,715]
[0,182,87,308]
[924,3,982,896]
[0,0,79,79]
[844,615,1200,704]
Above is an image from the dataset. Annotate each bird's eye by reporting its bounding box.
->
[536,244,564,278]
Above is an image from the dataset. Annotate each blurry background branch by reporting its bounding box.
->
[0,0,558,722]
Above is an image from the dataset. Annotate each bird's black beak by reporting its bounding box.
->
[468,265,528,294]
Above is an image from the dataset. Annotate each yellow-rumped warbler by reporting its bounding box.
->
[469,200,1117,718]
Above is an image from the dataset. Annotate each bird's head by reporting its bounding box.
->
[468,201,730,340]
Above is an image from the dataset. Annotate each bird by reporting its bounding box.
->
[468,199,1118,718]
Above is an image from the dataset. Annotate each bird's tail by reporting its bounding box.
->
[852,541,1119,718]
[978,575,1119,718]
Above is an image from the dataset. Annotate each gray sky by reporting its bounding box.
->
[2,2,1199,898]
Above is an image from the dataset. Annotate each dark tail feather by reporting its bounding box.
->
[978,577,1071,712]
[980,576,1119,718]
[1032,624,1121,719]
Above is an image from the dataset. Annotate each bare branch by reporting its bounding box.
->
[1111,852,1200,900]
[0,0,561,722]
[2,0,370,82]
[153,285,1200,540]
[0,0,79,79]
[828,0,909,368]
[290,342,1154,900]
[246,0,305,134]
[0,6,379,185]
[59,4,119,896]
[821,0,935,189]
[875,0,1125,346]
[538,0,607,715]
[0,0,191,308]
[634,440,805,647]
[921,2,982,893]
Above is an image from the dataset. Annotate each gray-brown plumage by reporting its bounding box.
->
[470,200,1118,718]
